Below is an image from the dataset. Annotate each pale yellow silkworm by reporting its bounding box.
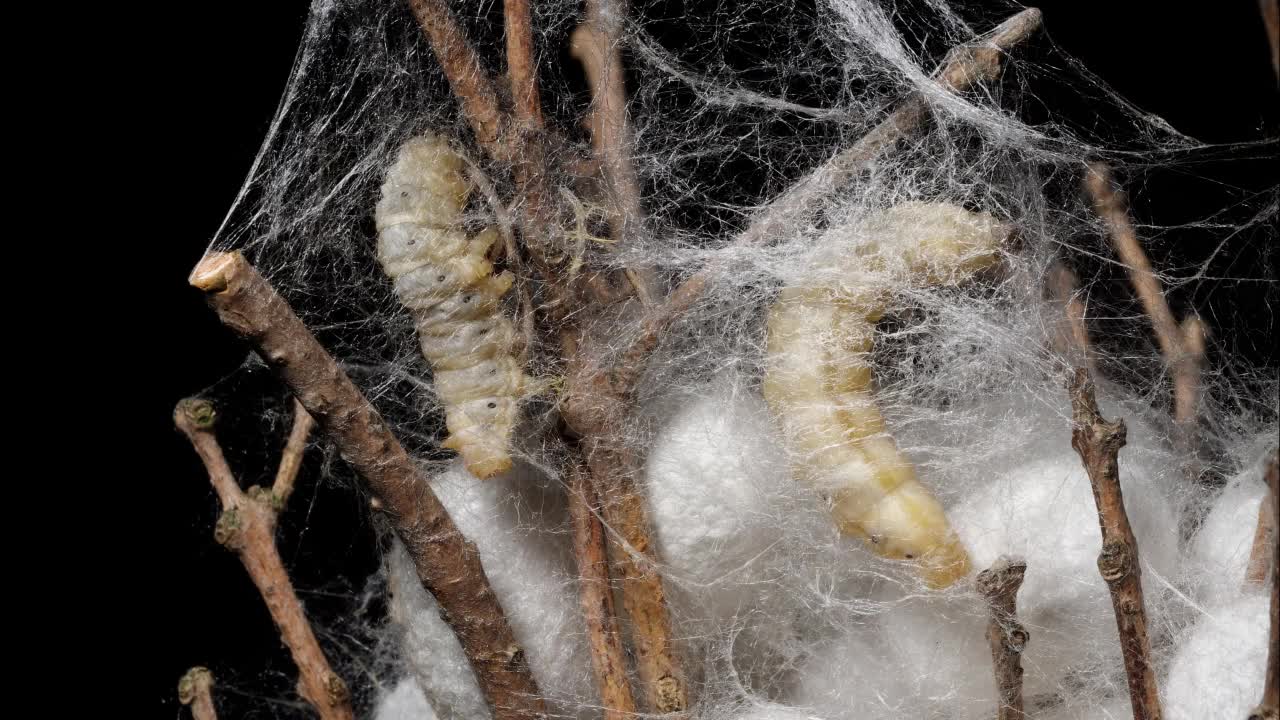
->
[374,133,526,479]
[763,201,1010,588]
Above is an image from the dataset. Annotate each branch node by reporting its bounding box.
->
[1067,367,1163,720]
[977,556,1029,720]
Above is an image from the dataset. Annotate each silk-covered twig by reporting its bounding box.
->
[1047,262,1097,374]
[504,0,543,130]
[567,455,638,719]
[1083,163,1205,460]
[178,667,219,720]
[1247,451,1279,720]
[1261,0,1279,82]
[1067,368,1162,720]
[571,0,659,306]
[189,251,548,720]
[977,557,1029,720]
[175,397,354,720]
[734,7,1042,249]
[402,3,683,708]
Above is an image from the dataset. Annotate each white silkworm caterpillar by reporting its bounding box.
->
[374,133,527,479]
[763,201,1010,588]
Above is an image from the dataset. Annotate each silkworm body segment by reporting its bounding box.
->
[375,134,525,478]
[763,201,1009,588]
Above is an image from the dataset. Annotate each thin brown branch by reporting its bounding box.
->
[504,0,544,129]
[175,398,354,720]
[406,0,509,157]
[272,398,315,507]
[178,667,219,720]
[1083,162,1205,454]
[607,7,1043,388]
[571,0,660,306]
[977,557,1029,720]
[735,7,1042,249]
[567,456,639,719]
[1248,450,1279,720]
[1047,262,1097,374]
[1067,368,1162,720]
[1245,476,1277,587]
[189,251,547,720]
[1262,0,1279,83]
[1173,315,1205,451]
[561,350,688,714]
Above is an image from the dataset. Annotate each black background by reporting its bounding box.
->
[137,1,1277,717]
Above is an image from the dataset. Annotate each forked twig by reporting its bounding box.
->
[189,251,547,720]
[175,398,353,720]
[406,0,509,156]
[1245,459,1277,586]
[1067,368,1162,720]
[567,456,638,719]
[178,667,219,720]
[560,346,688,713]
[977,557,1029,720]
[1247,451,1279,720]
[1083,163,1205,458]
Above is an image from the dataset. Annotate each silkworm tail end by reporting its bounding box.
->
[918,537,972,589]
[441,435,513,479]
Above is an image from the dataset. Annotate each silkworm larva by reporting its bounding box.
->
[763,201,1010,588]
[374,133,526,479]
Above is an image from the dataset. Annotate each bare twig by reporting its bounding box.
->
[1047,262,1097,374]
[504,0,543,129]
[977,557,1029,720]
[1067,368,1162,720]
[272,398,315,507]
[1245,467,1277,587]
[571,0,660,305]
[595,448,686,713]
[1083,163,1205,457]
[406,0,509,156]
[406,0,600,312]
[175,398,354,720]
[567,457,638,719]
[561,348,688,714]
[178,667,219,720]
[735,7,1042,249]
[1247,451,1279,720]
[189,252,547,720]
[1262,0,1279,83]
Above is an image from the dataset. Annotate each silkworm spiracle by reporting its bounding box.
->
[763,201,1010,588]
[374,133,526,479]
